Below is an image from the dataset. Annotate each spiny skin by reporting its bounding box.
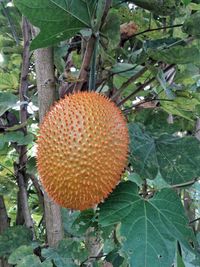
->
[37,92,129,210]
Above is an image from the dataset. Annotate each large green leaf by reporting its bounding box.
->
[148,46,200,65]
[0,91,18,116]
[14,0,97,50]
[99,181,196,267]
[0,226,32,257]
[129,123,200,184]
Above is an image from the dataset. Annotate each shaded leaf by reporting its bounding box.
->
[148,46,200,65]
[0,91,18,116]
[129,0,181,15]
[0,226,32,257]
[99,181,196,267]
[17,255,53,267]
[101,11,120,49]
[105,250,124,267]
[0,72,19,91]
[160,91,200,121]
[42,238,88,267]
[8,245,33,265]
[111,63,143,78]
[0,132,34,146]
[183,12,200,37]
[14,0,96,50]
[129,123,200,184]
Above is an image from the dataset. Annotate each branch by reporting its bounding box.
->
[171,179,198,189]
[0,1,19,45]
[189,217,200,224]
[33,26,64,247]
[128,24,183,39]
[73,0,112,92]
[111,66,148,102]
[73,35,96,92]
[117,64,175,106]
[30,175,44,209]
[16,17,35,238]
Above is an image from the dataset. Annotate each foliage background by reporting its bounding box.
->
[0,0,200,266]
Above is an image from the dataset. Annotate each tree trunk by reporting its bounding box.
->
[0,196,11,267]
[34,46,63,246]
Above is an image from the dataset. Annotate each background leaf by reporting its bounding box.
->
[129,123,200,184]
[0,91,18,115]
[0,226,32,257]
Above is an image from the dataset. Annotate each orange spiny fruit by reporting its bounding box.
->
[36,92,129,210]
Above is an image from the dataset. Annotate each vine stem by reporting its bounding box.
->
[89,34,99,91]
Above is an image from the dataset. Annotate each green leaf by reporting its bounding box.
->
[105,250,125,267]
[176,247,186,267]
[188,2,200,10]
[0,72,19,91]
[14,0,97,50]
[72,209,96,235]
[0,91,18,116]
[160,91,200,121]
[42,239,87,267]
[129,123,200,184]
[128,172,144,186]
[99,181,196,267]
[129,0,181,15]
[1,132,34,146]
[16,255,53,267]
[61,208,80,236]
[8,245,33,265]
[101,10,120,49]
[134,109,193,135]
[148,46,200,65]
[183,12,200,37]
[147,172,170,190]
[0,226,32,257]
[111,63,143,78]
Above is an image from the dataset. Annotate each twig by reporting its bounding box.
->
[130,24,183,38]
[142,179,148,198]
[80,254,107,266]
[171,179,198,189]
[29,175,44,210]
[15,16,35,238]
[117,76,155,106]
[73,35,96,92]
[189,217,200,224]
[73,0,112,92]
[111,66,148,102]
[0,1,19,45]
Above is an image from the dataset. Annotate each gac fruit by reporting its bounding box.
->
[37,92,129,210]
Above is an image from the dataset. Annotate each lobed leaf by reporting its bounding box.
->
[99,181,196,267]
